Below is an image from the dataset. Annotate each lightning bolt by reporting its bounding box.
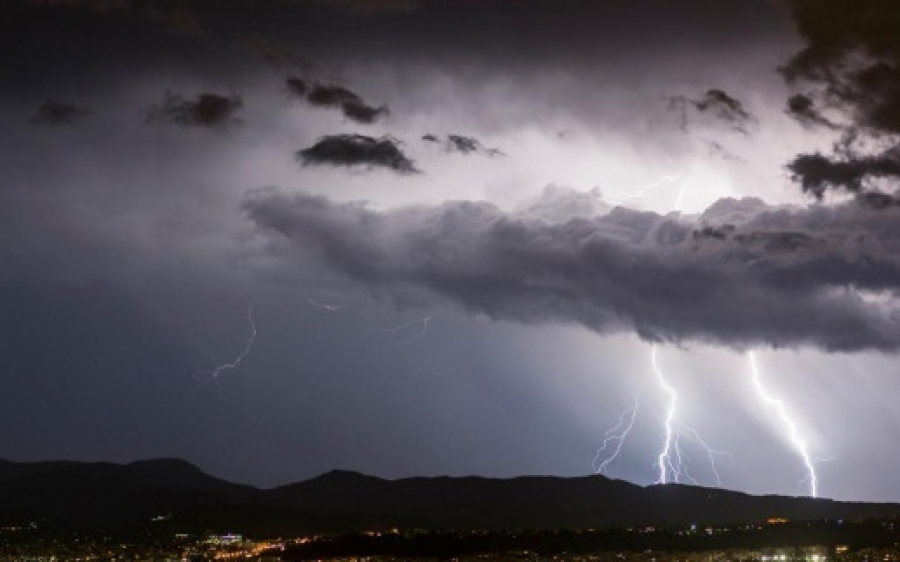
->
[594,172,726,487]
[653,344,678,484]
[748,351,819,497]
[602,172,726,486]
[593,391,640,474]
[372,315,433,345]
[651,345,729,486]
[604,173,685,203]
[187,302,257,403]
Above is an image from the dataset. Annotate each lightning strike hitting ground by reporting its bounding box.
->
[593,392,640,474]
[748,351,819,497]
[595,172,725,487]
[677,422,728,487]
[652,344,679,484]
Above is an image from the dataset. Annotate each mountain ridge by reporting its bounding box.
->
[0,458,897,536]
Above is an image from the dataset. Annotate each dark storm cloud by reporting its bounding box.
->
[341,100,389,124]
[146,92,243,129]
[422,134,504,157]
[243,187,900,352]
[782,0,900,136]
[296,134,418,173]
[786,151,900,198]
[668,89,756,134]
[285,76,309,97]
[286,79,389,124]
[785,94,839,130]
[297,83,389,124]
[28,100,90,125]
[781,1,900,198]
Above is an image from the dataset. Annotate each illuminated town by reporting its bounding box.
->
[2,518,899,561]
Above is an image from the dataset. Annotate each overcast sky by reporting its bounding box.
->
[3,0,900,502]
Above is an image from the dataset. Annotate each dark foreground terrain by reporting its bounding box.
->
[1,458,899,535]
[1,459,900,560]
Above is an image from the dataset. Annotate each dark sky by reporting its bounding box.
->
[3,0,900,501]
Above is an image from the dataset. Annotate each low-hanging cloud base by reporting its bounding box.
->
[243,187,900,353]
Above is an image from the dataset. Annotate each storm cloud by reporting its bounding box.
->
[296,134,418,173]
[422,134,504,157]
[668,88,756,134]
[243,187,900,352]
[781,1,900,199]
[782,0,900,136]
[29,100,90,126]
[786,151,900,197]
[288,81,390,124]
[785,94,839,130]
[146,92,243,129]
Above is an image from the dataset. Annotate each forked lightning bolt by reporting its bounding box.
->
[593,392,640,474]
[748,351,818,497]
[188,302,257,402]
[653,344,678,484]
[597,173,725,486]
[595,343,727,486]
[651,345,727,486]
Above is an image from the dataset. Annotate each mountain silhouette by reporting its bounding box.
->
[0,459,897,535]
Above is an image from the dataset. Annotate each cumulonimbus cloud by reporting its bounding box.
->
[242,186,900,352]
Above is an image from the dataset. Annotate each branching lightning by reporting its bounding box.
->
[652,344,679,484]
[593,391,640,474]
[748,351,819,497]
[187,302,257,403]
[595,172,727,487]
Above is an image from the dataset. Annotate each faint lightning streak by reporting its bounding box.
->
[187,303,257,402]
[748,351,819,498]
[677,422,729,488]
[605,173,684,203]
[593,392,640,474]
[373,315,433,343]
[307,297,342,311]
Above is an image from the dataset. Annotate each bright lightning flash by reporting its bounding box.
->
[653,344,678,484]
[595,172,726,487]
[748,351,818,497]
[652,345,728,486]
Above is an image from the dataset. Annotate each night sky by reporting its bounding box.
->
[3,0,900,502]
